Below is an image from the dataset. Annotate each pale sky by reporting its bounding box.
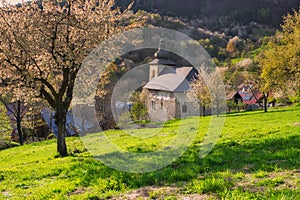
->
[0,0,28,7]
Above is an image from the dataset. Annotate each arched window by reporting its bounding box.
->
[182,105,187,113]
[152,69,156,78]
[151,100,156,110]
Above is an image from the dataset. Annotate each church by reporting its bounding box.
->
[143,43,200,122]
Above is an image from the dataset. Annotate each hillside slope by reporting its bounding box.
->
[0,106,299,199]
[117,0,299,27]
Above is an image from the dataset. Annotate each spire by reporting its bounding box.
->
[154,37,169,59]
[150,35,176,66]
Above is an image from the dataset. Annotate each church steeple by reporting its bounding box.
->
[149,37,176,81]
[154,38,169,59]
[150,37,175,66]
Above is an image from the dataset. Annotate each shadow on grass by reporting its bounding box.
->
[64,133,300,190]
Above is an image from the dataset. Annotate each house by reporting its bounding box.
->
[226,91,243,104]
[238,82,264,110]
[143,44,199,122]
[227,81,264,111]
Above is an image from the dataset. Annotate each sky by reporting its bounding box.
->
[0,0,26,7]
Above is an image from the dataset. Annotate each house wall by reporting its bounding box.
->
[145,90,176,122]
[145,90,199,122]
[175,93,200,118]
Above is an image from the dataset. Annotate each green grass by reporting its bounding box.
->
[230,57,244,65]
[0,106,299,199]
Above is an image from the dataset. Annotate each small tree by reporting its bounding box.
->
[130,91,147,122]
[226,99,236,113]
[237,100,244,112]
[208,68,226,116]
[188,67,226,116]
[188,72,211,116]
[259,8,300,111]
[130,102,147,122]
[0,95,28,145]
[226,36,240,58]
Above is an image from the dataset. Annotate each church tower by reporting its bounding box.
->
[149,38,176,81]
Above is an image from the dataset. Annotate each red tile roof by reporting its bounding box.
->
[239,91,262,105]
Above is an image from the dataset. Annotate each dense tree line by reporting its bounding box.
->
[116,0,300,26]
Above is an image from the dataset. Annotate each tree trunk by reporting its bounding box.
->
[95,95,117,130]
[16,100,24,145]
[263,93,268,112]
[32,114,35,142]
[54,109,68,157]
[202,105,206,117]
[216,101,220,117]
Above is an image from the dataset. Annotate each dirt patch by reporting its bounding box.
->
[112,186,178,200]
[293,122,300,127]
[178,194,213,200]
[268,170,300,190]
[2,191,11,197]
[234,170,300,193]
[112,186,213,200]
[111,170,299,199]
[68,188,88,196]
[242,164,255,172]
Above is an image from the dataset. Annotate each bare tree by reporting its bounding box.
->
[188,71,211,116]
[188,67,225,117]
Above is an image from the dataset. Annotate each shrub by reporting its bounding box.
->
[130,102,148,123]
[186,177,233,194]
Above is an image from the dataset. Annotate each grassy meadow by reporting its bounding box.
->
[0,106,299,199]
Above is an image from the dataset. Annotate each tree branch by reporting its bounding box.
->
[40,86,56,109]
[35,78,58,99]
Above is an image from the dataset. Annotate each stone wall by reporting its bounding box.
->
[145,90,200,122]
[145,90,177,121]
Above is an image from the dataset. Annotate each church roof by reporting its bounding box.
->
[144,67,197,92]
[176,67,195,79]
[144,74,189,92]
[144,37,197,92]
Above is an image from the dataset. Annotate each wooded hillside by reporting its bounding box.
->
[117,0,300,26]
